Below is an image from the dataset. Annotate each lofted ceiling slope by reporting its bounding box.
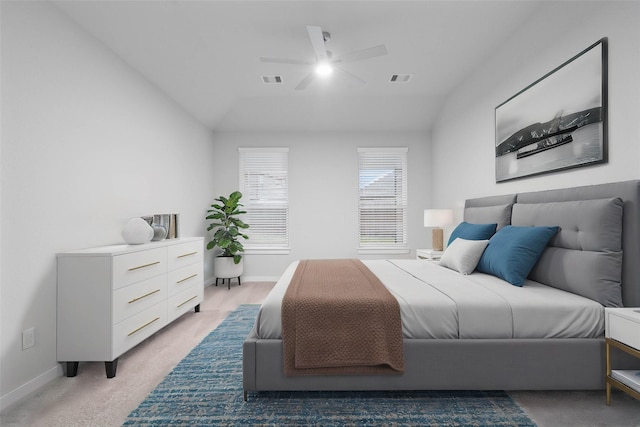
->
[53,0,543,132]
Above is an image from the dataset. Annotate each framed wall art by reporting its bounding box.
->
[495,38,608,182]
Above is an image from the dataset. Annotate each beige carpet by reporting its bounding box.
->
[2,280,639,426]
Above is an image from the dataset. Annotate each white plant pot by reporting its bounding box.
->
[214,257,244,279]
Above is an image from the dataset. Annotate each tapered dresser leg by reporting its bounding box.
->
[66,362,79,377]
[105,359,118,378]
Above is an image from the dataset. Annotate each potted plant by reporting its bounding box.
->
[205,191,249,279]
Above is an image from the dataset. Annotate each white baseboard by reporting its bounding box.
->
[204,275,216,287]
[241,276,279,282]
[0,365,62,412]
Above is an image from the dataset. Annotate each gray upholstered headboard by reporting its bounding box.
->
[464,180,640,308]
[464,194,516,230]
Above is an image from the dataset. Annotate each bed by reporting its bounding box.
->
[243,180,640,399]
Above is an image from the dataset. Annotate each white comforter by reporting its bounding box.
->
[254,259,604,340]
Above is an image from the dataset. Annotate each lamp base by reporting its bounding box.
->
[432,228,444,252]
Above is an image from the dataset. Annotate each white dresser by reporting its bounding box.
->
[57,237,204,378]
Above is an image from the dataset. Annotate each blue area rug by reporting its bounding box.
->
[125,304,536,426]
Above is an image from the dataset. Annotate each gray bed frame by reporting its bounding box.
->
[243,180,640,398]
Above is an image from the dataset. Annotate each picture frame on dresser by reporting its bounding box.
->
[495,38,608,182]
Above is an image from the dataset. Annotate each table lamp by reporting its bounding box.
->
[424,209,454,251]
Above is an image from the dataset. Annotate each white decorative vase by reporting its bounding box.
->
[151,224,167,241]
[122,217,154,245]
[214,257,244,279]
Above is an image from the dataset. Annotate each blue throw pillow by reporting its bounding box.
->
[476,225,559,287]
[448,222,497,246]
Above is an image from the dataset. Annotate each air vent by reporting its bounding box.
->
[390,74,412,83]
[262,75,283,84]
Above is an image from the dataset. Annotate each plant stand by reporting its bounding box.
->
[215,276,242,290]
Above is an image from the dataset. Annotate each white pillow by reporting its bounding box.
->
[439,238,489,275]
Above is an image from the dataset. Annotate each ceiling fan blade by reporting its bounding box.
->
[333,45,388,64]
[260,57,310,65]
[306,25,328,62]
[333,66,366,86]
[295,72,316,90]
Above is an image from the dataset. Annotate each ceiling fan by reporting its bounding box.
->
[260,25,387,90]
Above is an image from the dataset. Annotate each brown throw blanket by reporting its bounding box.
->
[282,259,404,376]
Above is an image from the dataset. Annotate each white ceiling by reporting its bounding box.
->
[53,0,543,132]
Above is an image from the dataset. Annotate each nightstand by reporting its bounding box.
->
[416,249,443,261]
[605,308,640,405]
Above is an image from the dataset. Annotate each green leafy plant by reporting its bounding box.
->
[205,191,249,264]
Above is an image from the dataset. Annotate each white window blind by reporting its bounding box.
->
[239,148,289,252]
[358,147,408,253]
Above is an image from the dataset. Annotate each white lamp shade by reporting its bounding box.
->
[424,209,454,228]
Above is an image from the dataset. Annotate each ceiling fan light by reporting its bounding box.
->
[315,62,333,77]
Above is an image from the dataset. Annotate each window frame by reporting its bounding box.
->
[357,147,409,255]
[238,147,290,255]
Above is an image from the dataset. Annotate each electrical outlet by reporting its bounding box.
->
[22,328,35,350]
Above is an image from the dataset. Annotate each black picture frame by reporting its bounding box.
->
[495,38,608,182]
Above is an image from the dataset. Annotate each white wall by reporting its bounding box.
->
[0,2,215,409]
[211,131,432,279]
[431,1,640,219]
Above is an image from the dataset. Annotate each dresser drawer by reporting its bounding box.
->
[608,313,640,351]
[167,262,203,296]
[112,275,167,324]
[167,240,202,271]
[113,303,167,357]
[112,247,167,289]
[167,285,203,323]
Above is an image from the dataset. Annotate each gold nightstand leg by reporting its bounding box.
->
[606,339,611,405]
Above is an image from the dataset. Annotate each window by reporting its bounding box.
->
[239,147,289,253]
[358,147,408,254]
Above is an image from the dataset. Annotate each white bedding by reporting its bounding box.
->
[254,259,604,340]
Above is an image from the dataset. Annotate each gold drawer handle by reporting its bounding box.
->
[176,273,198,284]
[177,251,198,259]
[177,295,197,308]
[128,261,160,271]
[128,289,161,304]
[127,317,160,336]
